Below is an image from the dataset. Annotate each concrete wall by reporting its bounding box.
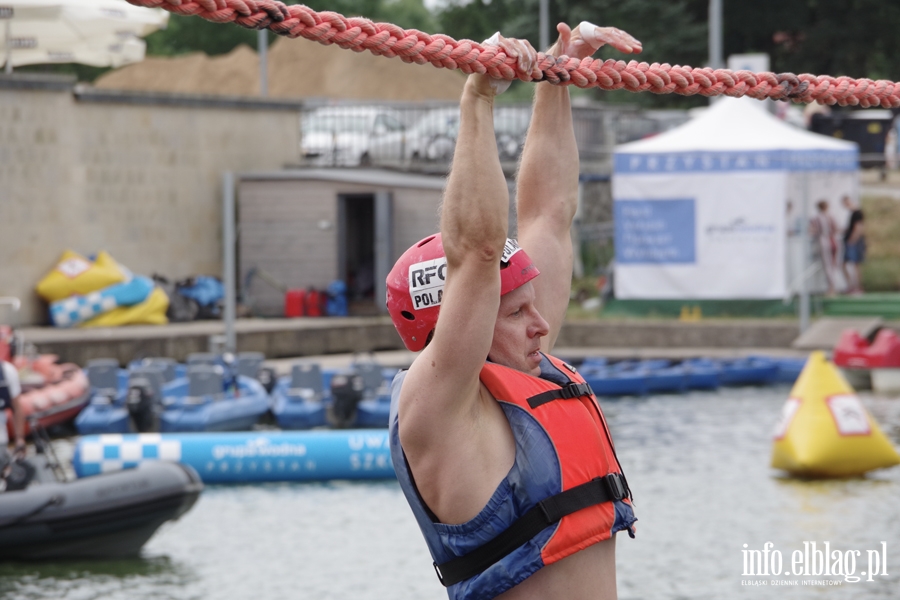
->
[20,317,803,366]
[0,74,302,325]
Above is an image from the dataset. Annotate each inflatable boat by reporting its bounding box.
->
[0,456,202,560]
[270,363,328,429]
[7,362,90,438]
[272,361,394,429]
[833,328,900,393]
[76,354,271,434]
[74,358,131,435]
[715,356,779,386]
[576,354,801,397]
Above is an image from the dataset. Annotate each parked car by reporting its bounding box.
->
[494,106,531,161]
[369,106,531,165]
[300,106,406,166]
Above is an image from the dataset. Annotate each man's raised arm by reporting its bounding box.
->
[517,23,641,351]
[397,38,537,447]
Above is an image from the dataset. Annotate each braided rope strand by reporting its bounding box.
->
[127,0,900,108]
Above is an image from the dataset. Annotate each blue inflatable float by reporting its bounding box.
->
[76,354,271,434]
[271,363,395,429]
[575,355,804,397]
[73,430,394,483]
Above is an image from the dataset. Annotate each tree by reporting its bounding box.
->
[144,0,436,59]
[725,0,900,83]
[438,0,709,107]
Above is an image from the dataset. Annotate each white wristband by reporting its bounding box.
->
[482,31,512,95]
[578,21,603,50]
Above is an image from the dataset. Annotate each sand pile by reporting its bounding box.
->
[95,44,260,96]
[95,37,465,101]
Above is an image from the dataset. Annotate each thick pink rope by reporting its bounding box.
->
[127,0,900,108]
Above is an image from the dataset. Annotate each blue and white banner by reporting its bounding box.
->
[613,172,786,299]
[74,431,395,483]
[615,149,858,174]
[615,199,696,264]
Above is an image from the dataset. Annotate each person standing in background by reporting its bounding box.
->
[841,195,866,295]
[810,200,840,296]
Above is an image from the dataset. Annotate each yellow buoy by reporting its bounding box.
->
[771,351,900,477]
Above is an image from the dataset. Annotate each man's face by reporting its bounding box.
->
[488,282,550,376]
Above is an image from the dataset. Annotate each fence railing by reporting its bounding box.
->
[298,101,689,175]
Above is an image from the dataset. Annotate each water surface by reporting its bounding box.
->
[1,387,898,599]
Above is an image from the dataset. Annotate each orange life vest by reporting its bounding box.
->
[389,353,636,599]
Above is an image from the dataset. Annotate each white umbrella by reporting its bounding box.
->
[1,0,168,70]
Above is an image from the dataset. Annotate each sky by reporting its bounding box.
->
[422,0,478,10]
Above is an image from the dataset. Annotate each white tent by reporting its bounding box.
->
[1,0,167,69]
[612,97,859,300]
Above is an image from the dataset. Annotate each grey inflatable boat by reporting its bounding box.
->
[0,456,202,560]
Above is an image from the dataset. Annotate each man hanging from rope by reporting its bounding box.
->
[387,21,641,600]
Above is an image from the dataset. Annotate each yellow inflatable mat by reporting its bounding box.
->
[36,250,127,302]
[81,287,169,328]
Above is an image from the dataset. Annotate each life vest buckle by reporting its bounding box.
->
[559,382,591,399]
[604,473,627,501]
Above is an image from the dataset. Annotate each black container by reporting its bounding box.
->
[810,110,896,168]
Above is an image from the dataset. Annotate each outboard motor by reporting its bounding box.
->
[0,447,35,492]
[126,375,160,433]
[221,353,240,395]
[257,366,277,395]
[327,373,364,429]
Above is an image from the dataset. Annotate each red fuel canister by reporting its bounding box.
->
[284,289,306,318]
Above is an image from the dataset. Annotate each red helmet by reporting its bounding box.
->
[386,233,540,351]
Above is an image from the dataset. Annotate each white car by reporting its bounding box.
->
[364,107,458,163]
[369,106,531,164]
[300,106,406,167]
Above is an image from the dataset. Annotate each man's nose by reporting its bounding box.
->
[530,311,550,338]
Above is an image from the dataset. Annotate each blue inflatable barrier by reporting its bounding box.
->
[73,430,394,483]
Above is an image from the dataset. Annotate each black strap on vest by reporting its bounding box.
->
[526,381,593,409]
[433,472,629,587]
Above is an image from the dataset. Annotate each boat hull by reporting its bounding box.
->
[0,461,202,560]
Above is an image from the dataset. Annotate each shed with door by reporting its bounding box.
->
[237,168,446,317]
